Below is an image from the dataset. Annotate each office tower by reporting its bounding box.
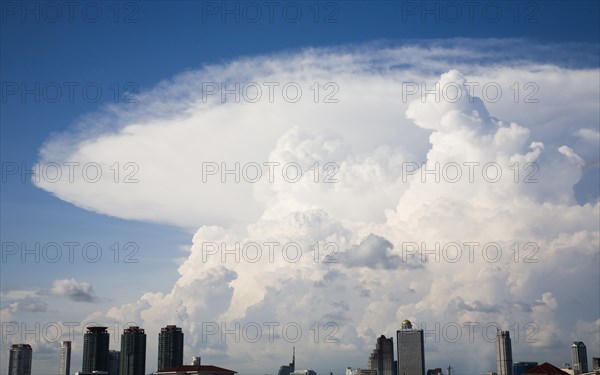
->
[191,356,201,365]
[278,347,296,375]
[397,319,425,375]
[109,350,120,375]
[82,326,110,372]
[59,341,71,375]
[571,342,588,375]
[592,357,600,371]
[513,362,538,375]
[496,331,513,375]
[157,325,184,371]
[8,344,32,375]
[119,326,146,375]
[369,335,394,375]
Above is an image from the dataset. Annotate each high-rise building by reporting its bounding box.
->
[109,350,120,375]
[191,356,201,365]
[119,326,146,375]
[397,319,425,375]
[496,331,513,375]
[59,341,71,375]
[592,357,600,371]
[82,327,110,372]
[369,335,394,375]
[8,344,32,375]
[513,362,538,375]
[278,348,296,375]
[571,342,588,375]
[157,325,184,371]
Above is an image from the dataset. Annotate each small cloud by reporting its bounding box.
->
[50,279,98,302]
[13,298,48,313]
[343,234,421,270]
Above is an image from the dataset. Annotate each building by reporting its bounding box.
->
[109,350,120,375]
[120,326,146,375]
[397,319,425,375]
[496,331,514,375]
[572,342,588,375]
[278,348,296,375]
[155,365,236,375]
[524,362,569,375]
[8,344,32,375]
[514,362,539,375]
[75,372,108,375]
[83,326,110,372]
[158,325,184,371]
[59,341,72,375]
[427,369,443,375]
[592,358,599,371]
[369,335,394,375]
[191,357,201,365]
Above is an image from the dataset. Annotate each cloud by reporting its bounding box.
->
[32,40,600,373]
[49,279,98,302]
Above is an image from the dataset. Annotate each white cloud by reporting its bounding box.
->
[50,279,98,303]
[32,41,600,373]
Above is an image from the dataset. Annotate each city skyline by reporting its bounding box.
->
[4,323,599,375]
[1,1,599,374]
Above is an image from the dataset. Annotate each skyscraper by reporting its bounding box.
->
[157,325,184,371]
[109,350,120,375]
[397,319,425,375]
[120,326,146,375]
[571,342,588,375]
[8,344,32,375]
[278,347,296,375]
[369,335,394,375]
[82,327,110,372]
[496,331,513,375]
[59,341,71,375]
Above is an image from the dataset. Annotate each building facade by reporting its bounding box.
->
[571,342,588,375]
[397,319,425,375]
[109,350,120,375]
[8,344,32,375]
[82,326,110,372]
[496,331,513,375]
[158,325,184,371]
[120,326,146,375]
[59,341,71,375]
[369,335,394,375]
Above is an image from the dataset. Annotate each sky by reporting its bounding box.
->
[1,1,599,374]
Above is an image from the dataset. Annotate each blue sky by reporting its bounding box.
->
[1,1,599,374]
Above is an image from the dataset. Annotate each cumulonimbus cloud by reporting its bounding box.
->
[32,40,599,373]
